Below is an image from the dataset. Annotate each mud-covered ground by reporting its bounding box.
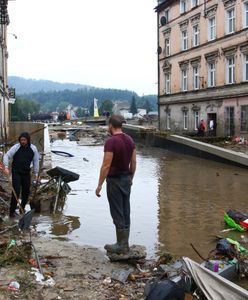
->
[0,234,152,300]
[0,131,247,300]
[212,139,248,155]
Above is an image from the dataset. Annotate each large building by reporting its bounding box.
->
[0,0,15,142]
[155,0,248,136]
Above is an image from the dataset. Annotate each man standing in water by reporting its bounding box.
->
[95,115,136,255]
[3,132,39,217]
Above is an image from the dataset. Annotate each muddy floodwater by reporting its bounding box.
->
[36,138,248,261]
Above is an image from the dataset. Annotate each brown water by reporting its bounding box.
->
[36,138,248,262]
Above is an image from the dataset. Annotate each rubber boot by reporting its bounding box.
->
[104,228,130,254]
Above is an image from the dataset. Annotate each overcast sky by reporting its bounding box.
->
[7,0,158,96]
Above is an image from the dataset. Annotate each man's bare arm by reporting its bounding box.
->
[95,152,113,197]
[130,149,137,180]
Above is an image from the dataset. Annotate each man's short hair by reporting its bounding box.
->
[108,115,126,129]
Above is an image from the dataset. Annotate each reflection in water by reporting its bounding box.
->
[157,153,248,261]
[36,139,248,263]
[36,140,159,257]
[50,215,81,236]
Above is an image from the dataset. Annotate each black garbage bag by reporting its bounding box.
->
[226,209,248,224]
[145,279,185,300]
[18,209,35,231]
[216,238,239,259]
[47,166,79,183]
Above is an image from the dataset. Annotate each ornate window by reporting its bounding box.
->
[223,47,236,84]
[245,54,248,81]
[192,24,199,47]
[183,109,188,130]
[165,107,171,130]
[191,13,200,47]
[241,44,248,81]
[165,74,171,94]
[179,61,189,92]
[208,17,216,40]
[208,62,216,87]
[162,60,171,94]
[180,0,187,13]
[194,111,199,130]
[205,51,218,87]
[165,39,170,56]
[241,105,248,131]
[191,0,199,8]
[205,5,217,41]
[244,1,248,28]
[179,20,188,51]
[182,69,188,91]
[226,57,235,84]
[226,7,235,34]
[190,57,201,90]
[181,30,188,50]
[163,28,171,57]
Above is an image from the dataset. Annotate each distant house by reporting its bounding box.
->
[148,111,159,119]
[119,109,133,120]
[135,108,147,119]
[112,101,130,115]
[112,101,133,119]
[51,112,59,122]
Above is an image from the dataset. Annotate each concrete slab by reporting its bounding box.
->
[167,135,248,168]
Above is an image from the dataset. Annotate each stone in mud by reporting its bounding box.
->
[106,245,146,262]
[111,268,133,283]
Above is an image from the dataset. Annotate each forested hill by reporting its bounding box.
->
[8,76,157,112]
[9,76,90,94]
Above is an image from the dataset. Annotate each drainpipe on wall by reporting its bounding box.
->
[156,8,160,131]
[0,24,4,142]
[2,22,7,143]
[0,0,9,144]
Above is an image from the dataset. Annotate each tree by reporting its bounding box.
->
[57,101,69,112]
[129,95,138,115]
[144,99,152,113]
[99,99,113,116]
[76,107,88,118]
[11,97,40,121]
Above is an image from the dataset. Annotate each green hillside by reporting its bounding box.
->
[9,76,157,113]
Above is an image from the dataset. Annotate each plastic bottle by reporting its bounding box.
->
[213,262,219,272]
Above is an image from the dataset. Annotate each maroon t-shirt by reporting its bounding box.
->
[104,133,135,177]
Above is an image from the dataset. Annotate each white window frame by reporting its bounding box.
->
[180,0,187,14]
[226,56,235,84]
[208,17,216,41]
[164,8,170,23]
[194,111,199,130]
[183,111,188,130]
[181,30,188,51]
[165,38,170,56]
[226,8,235,34]
[243,54,248,82]
[208,62,216,87]
[193,66,199,90]
[191,0,199,8]
[165,73,171,94]
[241,105,248,131]
[181,69,188,91]
[166,111,171,130]
[244,1,248,28]
[192,24,199,47]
